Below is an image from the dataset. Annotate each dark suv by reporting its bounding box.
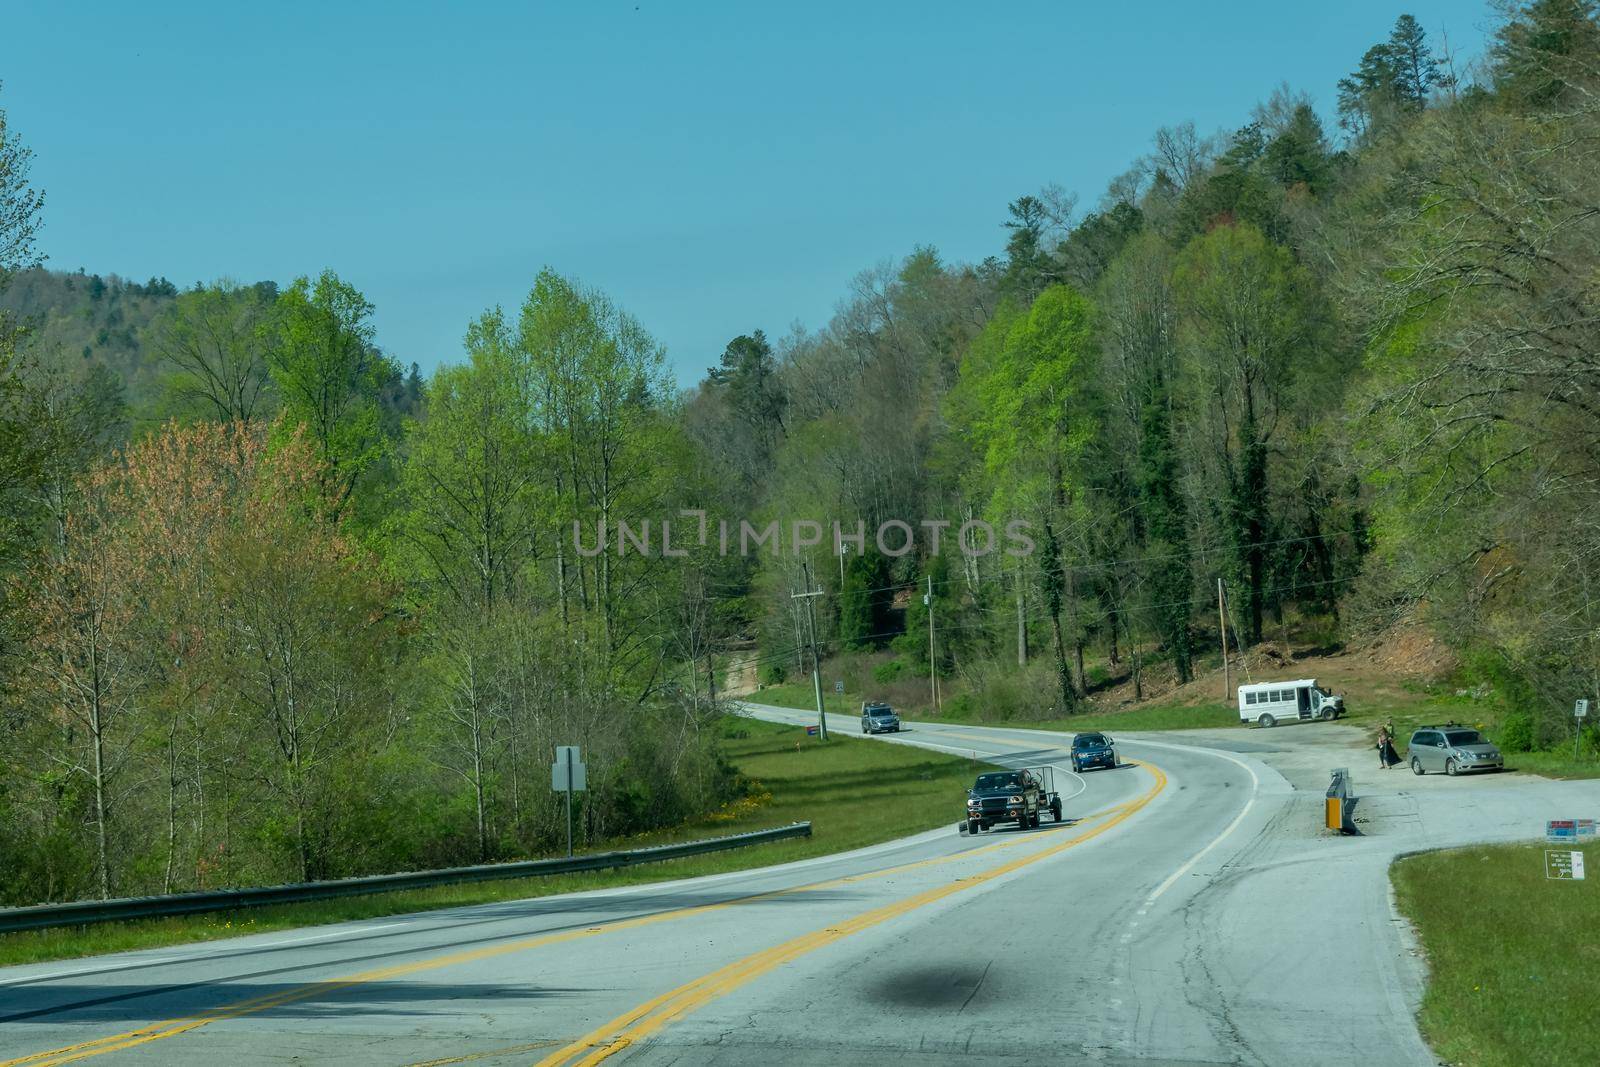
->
[860,702,901,734]
[1406,724,1504,776]
[1070,732,1118,772]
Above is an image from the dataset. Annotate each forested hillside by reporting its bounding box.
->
[696,3,1600,750]
[0,268,180,409]
[2,0,1598,906]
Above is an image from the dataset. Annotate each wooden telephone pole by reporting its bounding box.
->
[926,574,941,713]
[1218,577,1230,702]
[792,561,828,740]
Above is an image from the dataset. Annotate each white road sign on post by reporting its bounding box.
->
[552,746,587,858]
[1577,698,1589,718]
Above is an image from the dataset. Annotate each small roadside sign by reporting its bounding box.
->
[834,680,844,693]
[1547,819,1577,843]
[1577,819,1596,839]
[1545,850,1586,880]
[551,746,587,792]
[805,724,820,737]
[1577,698,1590,718]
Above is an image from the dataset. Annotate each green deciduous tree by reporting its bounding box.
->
[1176,223,1315,644]
[952,285,1097,711]
[269,270,394,522]
[155,281,276,425]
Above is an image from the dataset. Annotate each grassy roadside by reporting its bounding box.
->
[744,682,1236,734]
[748,674,1600,778]
[0,718,995,968]
[1392,843,1598,1066]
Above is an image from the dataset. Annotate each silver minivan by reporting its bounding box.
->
[1406,725,1504,776]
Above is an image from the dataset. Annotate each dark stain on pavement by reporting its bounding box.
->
[869,961,994,1010]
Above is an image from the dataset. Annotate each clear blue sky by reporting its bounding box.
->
[3,1,1491,385]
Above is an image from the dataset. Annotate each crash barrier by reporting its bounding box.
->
[1325,768,1356,834]
[0,822,813,935]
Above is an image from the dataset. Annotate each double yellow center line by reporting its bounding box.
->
[3,762,1164,1067]
[537,760,1168,1066]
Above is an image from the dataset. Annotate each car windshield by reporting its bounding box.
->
[1076,734,1107,747]
[974,773,1021,790]
[868,708,893,717]
[1445,730,1484,746]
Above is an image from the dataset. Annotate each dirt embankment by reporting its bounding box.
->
[1091,620,1458,712]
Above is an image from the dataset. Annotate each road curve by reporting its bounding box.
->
[0,706,1437,1067]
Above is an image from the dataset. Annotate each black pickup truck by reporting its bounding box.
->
[963,767,1062,833]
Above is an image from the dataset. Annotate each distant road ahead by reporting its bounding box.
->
[3,705,1461,1066]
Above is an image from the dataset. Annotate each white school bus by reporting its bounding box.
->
[1237,679,1345,727]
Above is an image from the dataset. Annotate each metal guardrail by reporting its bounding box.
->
[1325,768,1356,834]
[0,821,812,935]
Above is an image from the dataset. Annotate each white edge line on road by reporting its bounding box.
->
[0,922,410,988]
[737,702,1090,803]
[919,716,1270,905]
[876,734,1090,804]
[1127,737,1262,905]
[738,704,1261,901]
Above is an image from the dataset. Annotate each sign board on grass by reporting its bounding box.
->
[1577,698,1590,718]
[834,680,844,693]
[1578,819,1597,839]
[805,724,819,737]
[1547,819,1577,843]
[1545,849,1586,880]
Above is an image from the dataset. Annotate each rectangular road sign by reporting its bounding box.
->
[1578,819,1596,838]
[1577,698,1590,718]
[834,680,844,693]
[1547,819,1577,842]
[1545,850,1585,880]
[805,724,820,736]
[551,746,587,792]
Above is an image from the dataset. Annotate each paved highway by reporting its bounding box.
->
[3,706,1591,1065]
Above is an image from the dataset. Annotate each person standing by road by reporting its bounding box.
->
[1376,724,1393,770]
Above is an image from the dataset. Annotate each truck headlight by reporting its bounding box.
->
[1009,795,1022,804]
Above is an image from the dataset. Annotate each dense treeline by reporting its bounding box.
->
[3,0,1598,904]
[685,1,1600,746]
[0,100,733,901]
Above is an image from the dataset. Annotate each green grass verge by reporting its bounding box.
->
[744,684,1236,734]
[1392,842,1598,1066]
[0,717,994,968]
[751,670,1600,777]
[933,701,1240,734]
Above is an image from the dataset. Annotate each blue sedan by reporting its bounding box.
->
[1071,732,1119,772]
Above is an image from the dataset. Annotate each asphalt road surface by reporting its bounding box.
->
[3,705,1595,1066]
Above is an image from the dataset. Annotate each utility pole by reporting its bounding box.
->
[1015,569,1027,667]
[791,600,805,677]
[1218,577,1230,702]
[927,574,938,711]
[792,561,828,740]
